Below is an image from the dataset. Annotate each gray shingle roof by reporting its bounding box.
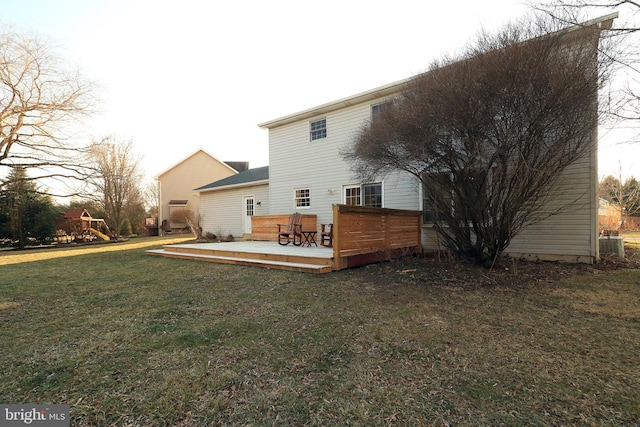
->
[195,166,269,191]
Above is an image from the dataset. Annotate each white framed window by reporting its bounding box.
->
[422,168,482,225]
[422,173,454,224]
[371,101,391,121]
[344,185,361,206]
[294,188,311,209]
[310,118,327,141]
[245,198,254,217]
[343,183,383,207]
[363,183,383,207]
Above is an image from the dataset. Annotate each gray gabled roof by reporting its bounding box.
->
[195,166,269,192]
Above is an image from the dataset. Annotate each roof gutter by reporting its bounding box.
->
[257,78,410,129]
[196,179,270,193]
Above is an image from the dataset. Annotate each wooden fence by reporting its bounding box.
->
[251,214,317,241]
[332,205,422,270]
[599,215,640,231]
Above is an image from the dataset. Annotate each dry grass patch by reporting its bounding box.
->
[0,244,638,425]
[0,301,22,310]
[0,235,192,266]
[552,280,640,319]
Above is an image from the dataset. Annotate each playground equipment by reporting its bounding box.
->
[56,209,113,242]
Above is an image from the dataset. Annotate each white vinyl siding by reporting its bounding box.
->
[199,184,269,238]
[420,153,598,262]
[268,102,419,227]
[505,153,597,261]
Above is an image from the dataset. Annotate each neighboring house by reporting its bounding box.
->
[599,197,618,217]
[196,166,269,238]
[155,148,244,233]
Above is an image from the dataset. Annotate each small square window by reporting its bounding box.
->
[371,101,391,121]
[345,186,361,206]
[310,118,327,141]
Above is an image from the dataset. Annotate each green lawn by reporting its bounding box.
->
[1,237,639,425]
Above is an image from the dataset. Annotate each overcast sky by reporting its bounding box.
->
[0,0,637,189]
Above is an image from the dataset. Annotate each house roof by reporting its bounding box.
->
[63,209,91,219]
[224,161,250,173]
[258,79,409,129]
[257,13,618,131]
[195,166,269,192]
[154,148,240,179]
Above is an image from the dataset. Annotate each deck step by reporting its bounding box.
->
[147,249,333,274]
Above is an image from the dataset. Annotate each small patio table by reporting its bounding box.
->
[301,230,318,247]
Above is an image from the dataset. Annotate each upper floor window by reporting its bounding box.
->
[294,188,311,208]
[310,118,327,141]
[371,101,391,121]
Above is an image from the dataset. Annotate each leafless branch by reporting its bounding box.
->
[0,27,95,189]
[345,15,610,265]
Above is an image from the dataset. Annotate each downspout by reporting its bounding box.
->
[157,179,163,236]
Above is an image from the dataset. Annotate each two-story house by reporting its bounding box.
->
[195,15,617,263]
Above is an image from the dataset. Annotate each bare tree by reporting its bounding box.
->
[185,216,204,240]
[86,136,143,240]
[0,27,94,189]
[345,16,613,266]
[531,1,638,34]
[530,1,640,128]
[600,165,640,228]
[144,179,159,218]
[169,208,194,230]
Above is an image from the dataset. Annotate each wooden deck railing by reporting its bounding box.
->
[332,205,422,270]
[250,206,421,271]
[251,214,317,241]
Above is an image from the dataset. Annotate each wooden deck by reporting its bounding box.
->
[148,205,422,274]
[147,241,334,274]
